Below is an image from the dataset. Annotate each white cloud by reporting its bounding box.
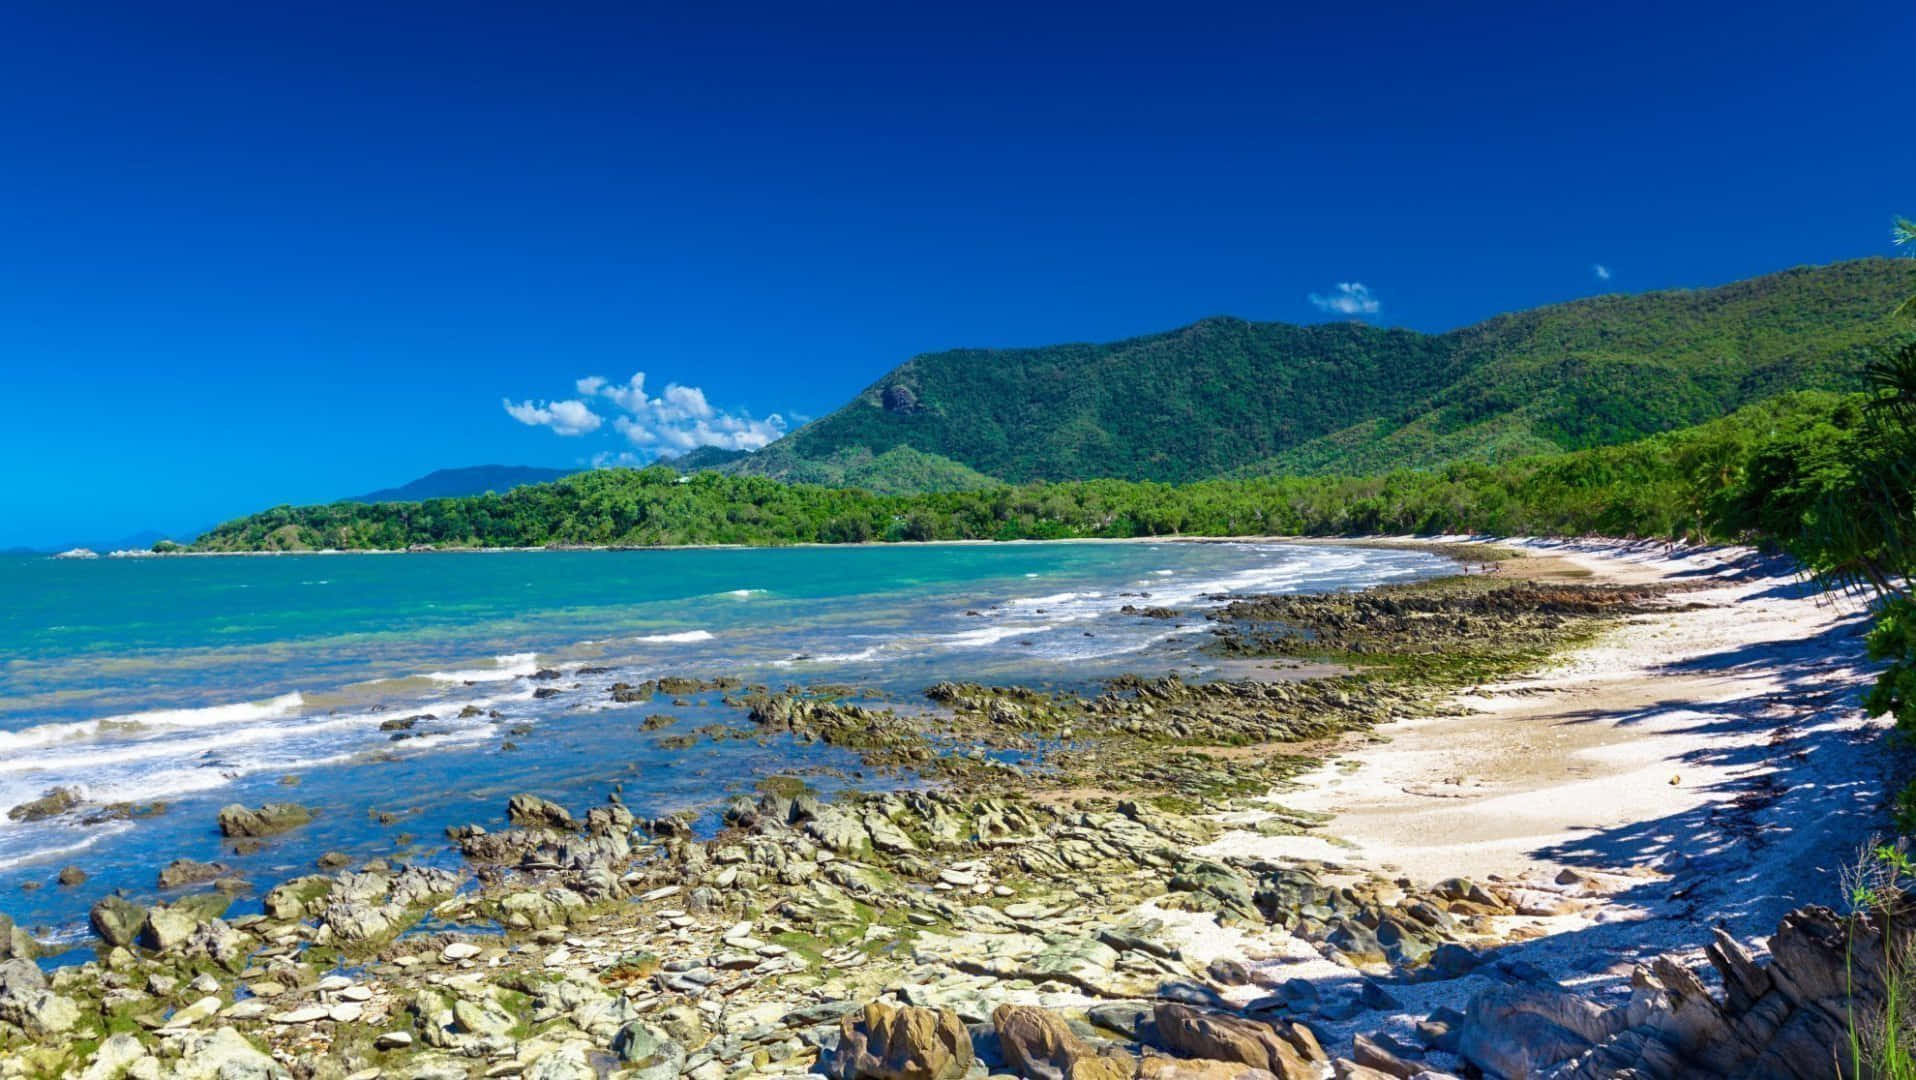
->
[613,410,786,454]
[662,384,713,419]
[1308,282,1380,316]
[511,371,788,456]
[599,373,650,415]
[1593,263,1612,281]
[502,397,602,436]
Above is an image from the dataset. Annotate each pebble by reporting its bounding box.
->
[223,1001,271,1020]
[317,975,354,992]
[270,1005,330,1024]
[340,985,374,1002]
[161,995,223,1029]
[329,1002,364,1023]
[442,942,483,962]
[375,1030,413,1050]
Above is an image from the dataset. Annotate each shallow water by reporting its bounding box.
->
[0,540,1451,937]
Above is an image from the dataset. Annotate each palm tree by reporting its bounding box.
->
[1897,217,1916,319]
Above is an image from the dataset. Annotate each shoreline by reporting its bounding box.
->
[0,537,1889,1079]
[59,530,1634,559]
[1188,538,1887,1052]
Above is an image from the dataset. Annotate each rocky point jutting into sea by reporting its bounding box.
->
[0,538,1894,1079]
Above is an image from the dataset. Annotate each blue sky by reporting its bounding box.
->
[2,1,1912,547]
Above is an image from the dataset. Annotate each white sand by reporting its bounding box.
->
[1169,538,1892,1054]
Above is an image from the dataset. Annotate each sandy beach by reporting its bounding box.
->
[1163,537,1891,1052]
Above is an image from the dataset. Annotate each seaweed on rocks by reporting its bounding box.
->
[1210,578,1684,683]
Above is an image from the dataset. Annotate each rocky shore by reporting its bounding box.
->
[0,540,1892,1079]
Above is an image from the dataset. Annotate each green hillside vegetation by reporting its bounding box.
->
[190,389,1861,552]
[722,259,1914,488]
[727,444,999,494]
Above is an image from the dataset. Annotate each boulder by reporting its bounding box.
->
[140,904,201,952]
[524,1043,596,1080]
[1087,1002,1154,1041]
[1446,896,1895,1079]
[1151,1003,1322,1080]
[262,875,332,921]
[1138,1056,1282,1080]
[508,793,578,831]
[182,919,253,972]
[321,899,396,942]
[0,957,78,1036]
[90,895,147,947]
[824,1002,975,1080]
[171,1025,292,1079]
[80,1032,154,1080]
[994,1003,1127,1080]
[806,807,872,855]
[1349,1034,1423,1078]
[217,802,312,837]
[159,858,230,890]
[138,893,231,953]
[612,1020,686,1080]
[0,912,31,961]
[7,785,81,821]
[1457,983,1623,1077]
[452,995,517,1038]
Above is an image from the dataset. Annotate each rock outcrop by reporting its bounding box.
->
[1450,901,1896,1078]
[994,1003,1130,1080]
[508,793,578,831]
[1152,1002,1325,1079]
[7,786,82,822]
[824,1003,975,1080]
[217,802,313,838]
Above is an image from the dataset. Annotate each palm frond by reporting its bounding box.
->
[1867,341,1916,427]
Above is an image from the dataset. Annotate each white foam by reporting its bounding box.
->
[425,652,539,683]
[937,624,1055,648]
[1010,590,1098,608]
[771,646,881,667]
[0,819,135,870]
[635,630,715,644]
[0,691,306,752]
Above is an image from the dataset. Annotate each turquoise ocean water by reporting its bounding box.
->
[0,540,1450,938]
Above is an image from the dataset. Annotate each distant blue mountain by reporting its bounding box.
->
[342,465,579,503]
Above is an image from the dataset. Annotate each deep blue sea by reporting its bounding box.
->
[0,540,1451,938]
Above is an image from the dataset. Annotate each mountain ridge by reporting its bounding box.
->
[708,258,1916,486]
[342,465,578,503]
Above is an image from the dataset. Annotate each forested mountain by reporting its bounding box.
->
[189,257,1916,552]
[343,465,578,503]
[719,258,1915,486]
[190,390,1858,552]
